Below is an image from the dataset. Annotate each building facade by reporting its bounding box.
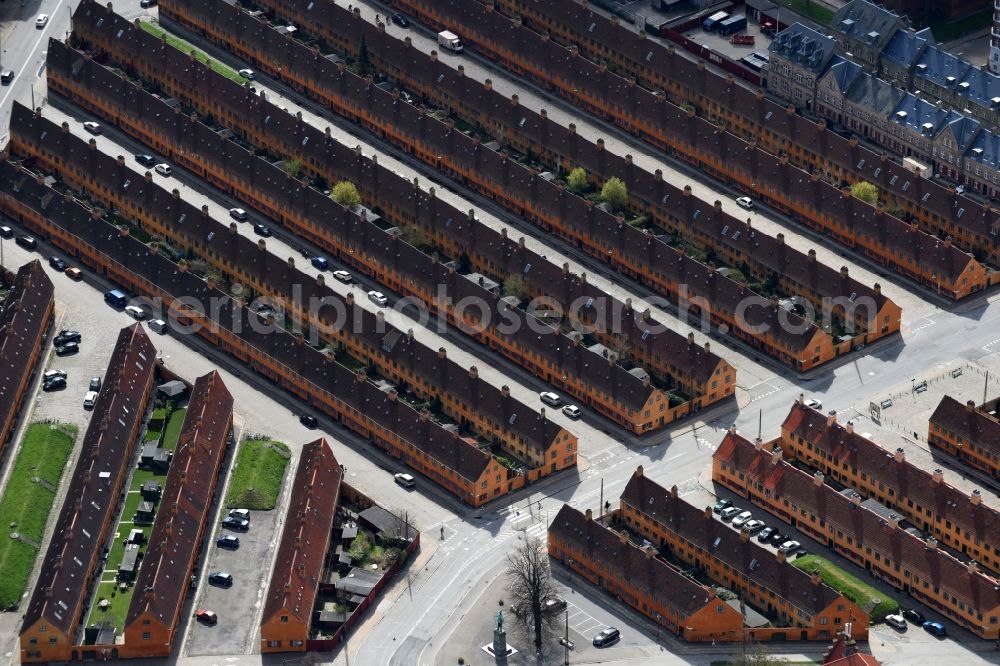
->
[929,395,1000,478]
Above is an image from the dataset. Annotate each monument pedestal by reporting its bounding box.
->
[482,628,517,660]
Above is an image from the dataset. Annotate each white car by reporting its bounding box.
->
[82,121,102,135]
[332,270,352,283]
[804,398,822,410]
[239,68,255,80]
[731,511,753,528]
[736,196,754,209]
[562,405,581,419]
[83,390,98,409]
[539,391,561,407]
[885,614,907,631]
[778,540,801,554]
[35,14,49,28]
[741,519,765,533]
[154,163,172,176]
[394,473,415,488]
[124,305,147,320]
[368,290,388,306]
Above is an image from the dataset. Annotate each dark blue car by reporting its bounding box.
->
[311,256,329,271]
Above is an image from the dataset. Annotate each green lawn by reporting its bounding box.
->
[0,423,77,609]
[774,0,834,25]
[85,582,133,636]
[226,438,291,510]
[161,408,187,451]
[793,554,898,622]
[138,21,250,84]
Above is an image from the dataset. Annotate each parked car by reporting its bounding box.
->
[229,207,248,222]
[769,531,787,546]
[88,376,102,391]
[0,70,14,85]
[720,506,741,521]
[221,516,249,532]
[238,68,255,80]
[154,163,172,176]
[741,519,765,534]
[149,319,168,334]
[777,540,801,554]
[539,391,562,407]
[0,225,12,237]
[42,376,67,391]
[208,572,234,588]
[756,526,775,542]
[390,13,410,27]
[330,270,352,284]
[217,535,240,549]
[195,609,218,625]
[82,121,102,135]
[16,235,37,250]
[299,413,318,428]
[48,256,67,271]
[253,223,272,237]
[125,305,147,320]
[592,627,620,648]
[368,290,389,306]
[394,472,416,488]
[922,621,947,637]
[311,256,329,271]
[65,267,83,280]
[804,398,822,409]
[712,499,733,514]
[35,14,49,28]
[902,609,926,625]
[43,369,67,382]
[561,405,582,419]
[135,154,157,167]
[55,330,82,345]
[885,614,907,631]
[229,509,250,520]
[736,196,754,209]
[55,342,79,356]
[140,0,157,7]
[731,511,753,528]
[83,390,98,409]
[543,596,567,613]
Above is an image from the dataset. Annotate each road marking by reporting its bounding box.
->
[983,337,1000,352]
[0,0,69,111]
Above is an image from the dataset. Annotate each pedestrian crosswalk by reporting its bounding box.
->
[497,519,548,544]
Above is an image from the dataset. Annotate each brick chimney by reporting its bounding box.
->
[438,347,446,359]
[704,506,712,520]
[971,489,982,505]
[501,385,510,398]
[469,365,478,380]
[776,549,787,563]
[585,508,593,521]
[670,485,678,498]
[827,410,836,426]
[894,447,905,463]
[811,570,821,585]
[932,468,944,483]
[740,528,749,542]
[636,465,644,478]
[967,400,976,412]
[813,470,824,486]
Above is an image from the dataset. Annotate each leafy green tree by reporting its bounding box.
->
[503,273,529,301]
[332,181,361,208]
[601,176,629,211]
[284,158,302,178]
[850,180,879,205]
[567,167,588,193]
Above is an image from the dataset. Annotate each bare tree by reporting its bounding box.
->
[505,537,557,652]
[728,641,788,665]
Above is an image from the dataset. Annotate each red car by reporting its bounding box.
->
[195,609,218,625]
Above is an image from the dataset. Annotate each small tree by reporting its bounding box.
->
[357,34,372,78]
[332,181,361,208]
[727,642,788,665]
[284,158,302,178]
[505,537,557,652]
[567,166,588,192]
[601,176,628,211]
[850,180,879,205]
[503,273,529,301]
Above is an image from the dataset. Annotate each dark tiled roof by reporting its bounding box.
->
[125,371,233,631]
[714,432,1000,616]
[72,1,824,355]
[0,158,496,487]
[829,0,904,49]
[21,324,156,636]
[930,395,1000,460]
[620,469,845,617]
[262,438,341,626]
[782,402,1000,555]
[0,260,53,441]
[770,24,838,74]
[9,101,571,446]
[548,504,720,618]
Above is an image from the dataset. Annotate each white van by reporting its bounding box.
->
[154,163,172,176]
[539,391,562,407]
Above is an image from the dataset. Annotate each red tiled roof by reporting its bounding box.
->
[930,395,1000,460]
[262,439,341,627]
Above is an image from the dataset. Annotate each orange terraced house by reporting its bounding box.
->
[929,395,1000,480]
[779,398,1000,576]
[619,467,867,641]
[261,438,342,652]
[548,505,745,642]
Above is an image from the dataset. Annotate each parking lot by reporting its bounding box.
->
[185,500,286,655]
[684,15,773,63]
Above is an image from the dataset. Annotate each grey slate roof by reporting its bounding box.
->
[912,46,972,90]
[889,93,951,136]
[831,0,905,48]
[966,129,1000,170]
[881,28,931,70]
[770,23,837,74]
[846,72,906,115]
[955,67,1000,110]
[941,114,983,151]
[825,58,865,94]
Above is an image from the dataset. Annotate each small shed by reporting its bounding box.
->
[126,529,145,545]
[140,480,162,500]
[339,522,358,541]
[334,568,381,596]
[140,443,171,471]
[135,501,155,524]
[359,506,410,540]
[118,544,141,582]
[156,380,187,400]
